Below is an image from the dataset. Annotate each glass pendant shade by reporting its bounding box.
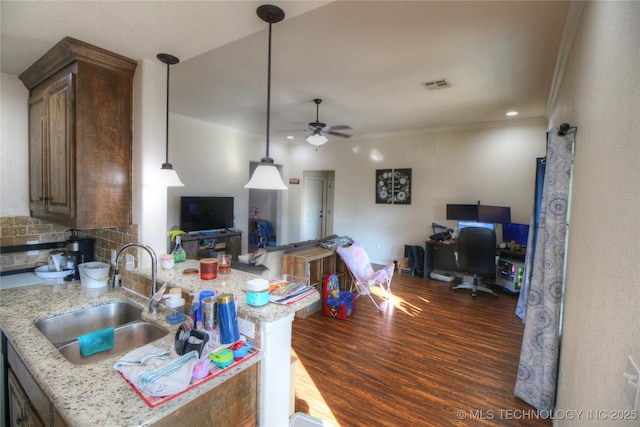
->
[306,133,328,146]
[245,160,287,190]
[158,164,184,187]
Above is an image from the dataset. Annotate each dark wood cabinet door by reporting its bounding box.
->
[28,93,45,214]
[45,72,75,220]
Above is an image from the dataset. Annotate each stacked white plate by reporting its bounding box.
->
[34,265,74,279]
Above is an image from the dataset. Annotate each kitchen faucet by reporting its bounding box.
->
[112,242,162,314]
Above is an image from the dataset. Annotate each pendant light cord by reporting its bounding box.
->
[165,61,171,165]
[265,21,273,159]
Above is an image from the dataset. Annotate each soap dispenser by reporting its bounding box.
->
[171,234,186,263]
[164,287,185,324]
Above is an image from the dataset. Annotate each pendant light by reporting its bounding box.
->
[245,5,288,190]
[157,53,184,187]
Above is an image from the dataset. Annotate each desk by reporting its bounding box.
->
[498,248,526,261]
[424,240,460,278]
[424,240,509,279]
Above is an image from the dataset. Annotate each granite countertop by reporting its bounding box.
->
[141,259,320,323]
[0,263,319,426]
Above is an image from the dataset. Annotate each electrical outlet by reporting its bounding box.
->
[111,249,117,265]
[125,253,135,271]
[27,240,39,256]
[624,355,640,410]
[237,317,255,339]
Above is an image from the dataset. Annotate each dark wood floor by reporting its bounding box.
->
[291,273,552,427]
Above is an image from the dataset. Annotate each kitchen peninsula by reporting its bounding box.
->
[0,261,319,426]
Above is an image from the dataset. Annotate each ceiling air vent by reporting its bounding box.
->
[421,79,450,90]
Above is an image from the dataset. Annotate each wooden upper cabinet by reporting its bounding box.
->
[28,92,45,214]
[20,37,137,229]
[45,72,75,220]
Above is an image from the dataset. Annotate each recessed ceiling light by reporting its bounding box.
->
[287,135,294,139]
[506,111,518,116]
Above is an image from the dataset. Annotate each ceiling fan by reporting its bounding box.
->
[306,98,352,146]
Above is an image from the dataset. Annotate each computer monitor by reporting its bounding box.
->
[458,220,495,232]
[502,223,530,246]
[478,205,511,224]
[446,204,479,220]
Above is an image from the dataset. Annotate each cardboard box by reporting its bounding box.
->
[295,299,320,319]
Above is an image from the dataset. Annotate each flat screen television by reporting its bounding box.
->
[502,223,530,246]
[180,196,234,232]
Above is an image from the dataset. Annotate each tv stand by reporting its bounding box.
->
[181,230,242,260]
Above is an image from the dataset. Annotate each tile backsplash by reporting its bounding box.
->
[0,216,150,296]
[0,216,68,271]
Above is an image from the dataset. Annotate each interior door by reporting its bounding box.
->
[302,177,325,240]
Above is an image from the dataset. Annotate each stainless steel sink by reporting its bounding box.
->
[34,301,168,365]
[57,321,167,365]
[35,301,143,343]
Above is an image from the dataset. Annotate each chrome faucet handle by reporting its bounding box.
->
[153,282,169,302]
[149,282,169,314]
[111,269,121,288]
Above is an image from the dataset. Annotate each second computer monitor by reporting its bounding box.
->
[458,220,495,232]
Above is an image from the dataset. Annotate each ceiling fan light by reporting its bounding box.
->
[244,161,288,190]
[306,133,328,146]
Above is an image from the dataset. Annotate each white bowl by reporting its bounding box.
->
[34,265,74,279]
[78,262,110,288]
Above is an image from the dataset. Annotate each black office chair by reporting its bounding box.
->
[452,227,498,298]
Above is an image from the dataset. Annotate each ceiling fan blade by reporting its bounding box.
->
[305,100,352,139]
[326,125,352,131]
[327,130,352,138]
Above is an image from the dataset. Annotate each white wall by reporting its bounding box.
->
[0,75,544,263]
[0,74,29,216]
[286,121,546,264]
[550,2,640,424]
[134,58,173,259]
[163,115,546,264]
[0,69,546,269]
[166,114,289,254]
